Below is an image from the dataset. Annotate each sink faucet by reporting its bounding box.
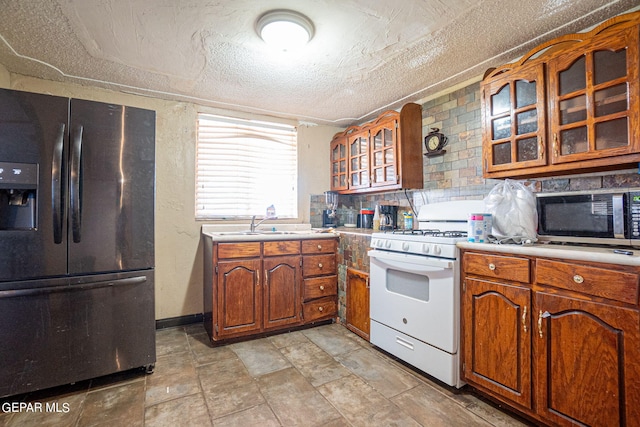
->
[249,215,273,232]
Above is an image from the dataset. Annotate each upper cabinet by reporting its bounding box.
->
[330,131,349,191]
[329,103,423,194]
[482,63,547,175]
[482,11,640,179]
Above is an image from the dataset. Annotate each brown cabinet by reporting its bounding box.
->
[216,258,262,338]
[548,24,640,166]
[461,249,640,426]
[330,134,348,191]
[462,253,532,410]
[534,291,640,426]
[481,62,547,175]
[345,268,370,340]
[369,117,398,188]
[481,11,640,178]
[263,255,300,330]
[347,128,371,191]
[329,103,423,194]
[204,237,338,342]
[302,238,338,322]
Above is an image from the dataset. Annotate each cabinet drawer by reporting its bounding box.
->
[263,240,300,256]
[302,239,337,254]
[303,254,336,277]
[217,242,261,259]
[303,297,337,322]
[303,276,338,301]
[536,259,639,305]
[464,252,531,283]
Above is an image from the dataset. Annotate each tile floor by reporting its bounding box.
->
[0,323,531,426]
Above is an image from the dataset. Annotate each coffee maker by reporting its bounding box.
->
[378,205,398,230]
[322,191,338,227]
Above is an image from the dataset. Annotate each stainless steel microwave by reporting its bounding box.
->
[536,189,640,247]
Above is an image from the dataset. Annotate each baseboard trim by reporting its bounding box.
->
[155,313,203,330]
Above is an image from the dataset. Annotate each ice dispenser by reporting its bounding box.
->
[0,162,38,230]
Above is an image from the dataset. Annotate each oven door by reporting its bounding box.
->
[368,249,459,354]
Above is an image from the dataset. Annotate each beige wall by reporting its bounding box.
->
[0,65,342,320]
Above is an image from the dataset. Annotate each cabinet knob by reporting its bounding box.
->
[317,244,322,250]
[573,274,584,284]
[318,306,324,312]
[488,263,496,271]
[319,285,325,291]
[318,263,323,268]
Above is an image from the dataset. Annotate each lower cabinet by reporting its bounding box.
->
[263,255,301,330]
[301,239,338,322]
[345,268,370,340]
[205,238,338,342]
[216,258,262,338]
[534,291,640,426]
[461,250,640,426]
[463,277,531,409]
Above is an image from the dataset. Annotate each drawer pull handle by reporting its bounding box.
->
[573,274,584,284]
[319,285,325,291]
[318,306,324,312]
[318,263,323,268]
[488,263,496,271]
[317,244,322,250]
[522,305,527,333]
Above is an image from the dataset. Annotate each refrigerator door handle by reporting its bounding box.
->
[0,276,148,299]
[70,125,83,243]
[52,123,65,244]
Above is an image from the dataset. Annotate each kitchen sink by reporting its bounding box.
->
[211,230,303,236]
[202,224,320,239]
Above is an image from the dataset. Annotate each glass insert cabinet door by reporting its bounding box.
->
[348,130,370,189]
[547,26,640,164]
[330,136,348,191]
[370,120,398,187]
[481,63,547,173]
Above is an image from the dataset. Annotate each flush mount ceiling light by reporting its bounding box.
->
[256,9,314,51]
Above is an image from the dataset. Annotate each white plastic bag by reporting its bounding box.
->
[483,179,537,244]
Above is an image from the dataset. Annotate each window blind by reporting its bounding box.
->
[196,114,298,219]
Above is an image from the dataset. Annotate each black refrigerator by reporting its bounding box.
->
[0,88,156,398]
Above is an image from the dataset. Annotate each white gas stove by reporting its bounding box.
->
[368,200,485,388]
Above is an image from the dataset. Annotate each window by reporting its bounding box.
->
[196,114,298,219]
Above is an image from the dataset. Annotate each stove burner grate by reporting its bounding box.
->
[390,229,468,238]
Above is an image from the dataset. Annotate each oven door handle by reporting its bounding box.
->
[368,249,454,270]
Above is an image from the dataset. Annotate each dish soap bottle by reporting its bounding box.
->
[403,212,413,230]
[373,205,380,231]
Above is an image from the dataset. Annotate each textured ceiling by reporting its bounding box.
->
[0,0,637,127]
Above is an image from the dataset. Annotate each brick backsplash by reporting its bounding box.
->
[311,80,640,226]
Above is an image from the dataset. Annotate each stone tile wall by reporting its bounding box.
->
[335,230,372,321]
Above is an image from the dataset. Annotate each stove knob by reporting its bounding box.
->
[422,243,430,254]
[385,240,392,249]
[377,240,384,248]
[402,242,410,251]
[433,245,442,255]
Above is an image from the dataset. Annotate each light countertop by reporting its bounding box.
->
[202,224,338,242]
[457,241,640,266]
